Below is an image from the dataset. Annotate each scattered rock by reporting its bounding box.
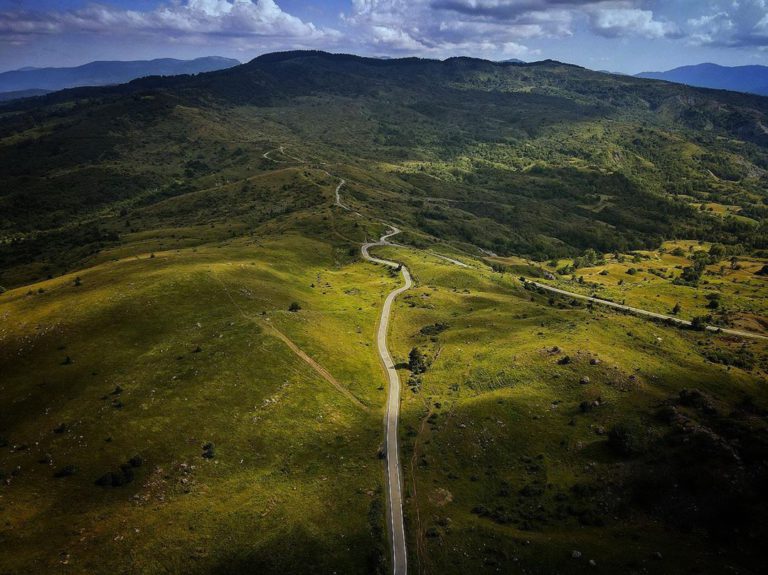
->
[53,423,68,434]
[571,550,582,559]
[580,376,591,385]
[558,355,571,365]
[590,358,600,365]
[202,442,216,459]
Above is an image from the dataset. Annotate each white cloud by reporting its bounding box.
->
[342,1,681,58]
[342,0,574,58]
[0,0,339,44]
[685,0,768,47]
[589,8,680,39]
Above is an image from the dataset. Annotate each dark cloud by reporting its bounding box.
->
[431,0,598,20]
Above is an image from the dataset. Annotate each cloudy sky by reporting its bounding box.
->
[0,0,767,73]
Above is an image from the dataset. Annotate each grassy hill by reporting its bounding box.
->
[1,51,767,574]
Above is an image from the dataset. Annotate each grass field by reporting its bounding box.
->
[501,240,768,335]
[0,229,399,574]
[370,245,768,574]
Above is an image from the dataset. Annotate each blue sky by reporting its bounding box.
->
[1,0,767,73]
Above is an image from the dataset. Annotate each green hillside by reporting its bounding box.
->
[1,51,767,574]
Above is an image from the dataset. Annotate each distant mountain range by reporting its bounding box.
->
[637,63,768,96]
[0,57,240,96]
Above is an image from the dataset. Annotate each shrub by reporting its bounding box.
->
[690,316,709,331]
[607,422,649,457]
[95,456,143,487]
[409,347,427,374]
[288,302,301,312]
[420,322,449,336]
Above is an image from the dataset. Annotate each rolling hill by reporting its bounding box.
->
[1,51,767,575]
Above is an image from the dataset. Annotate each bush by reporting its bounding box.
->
[95,455,143,487]
[409,347,427,374]
[420,322,449,336]
[690,316,709,331]
[607,422,649,457]
[288,302,301,312]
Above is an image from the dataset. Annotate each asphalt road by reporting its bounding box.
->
[527,280,768,340]
[362,227,411,575]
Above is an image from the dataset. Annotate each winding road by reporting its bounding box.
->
[526,280,768,340]
[362,227,411,575]
[331,171,409,574]
[264,145,764,575]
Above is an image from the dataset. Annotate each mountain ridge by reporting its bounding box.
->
[637,62,768,96]
[0,56,241,93]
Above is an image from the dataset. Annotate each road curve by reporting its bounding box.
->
[334,178,350,210]
[527,280,768,341]
[363,227,411,575]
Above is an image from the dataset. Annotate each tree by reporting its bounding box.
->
[708,243,725,263]
[409,347,427,374]
[672,302,681,315]
[289,302,301,312]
